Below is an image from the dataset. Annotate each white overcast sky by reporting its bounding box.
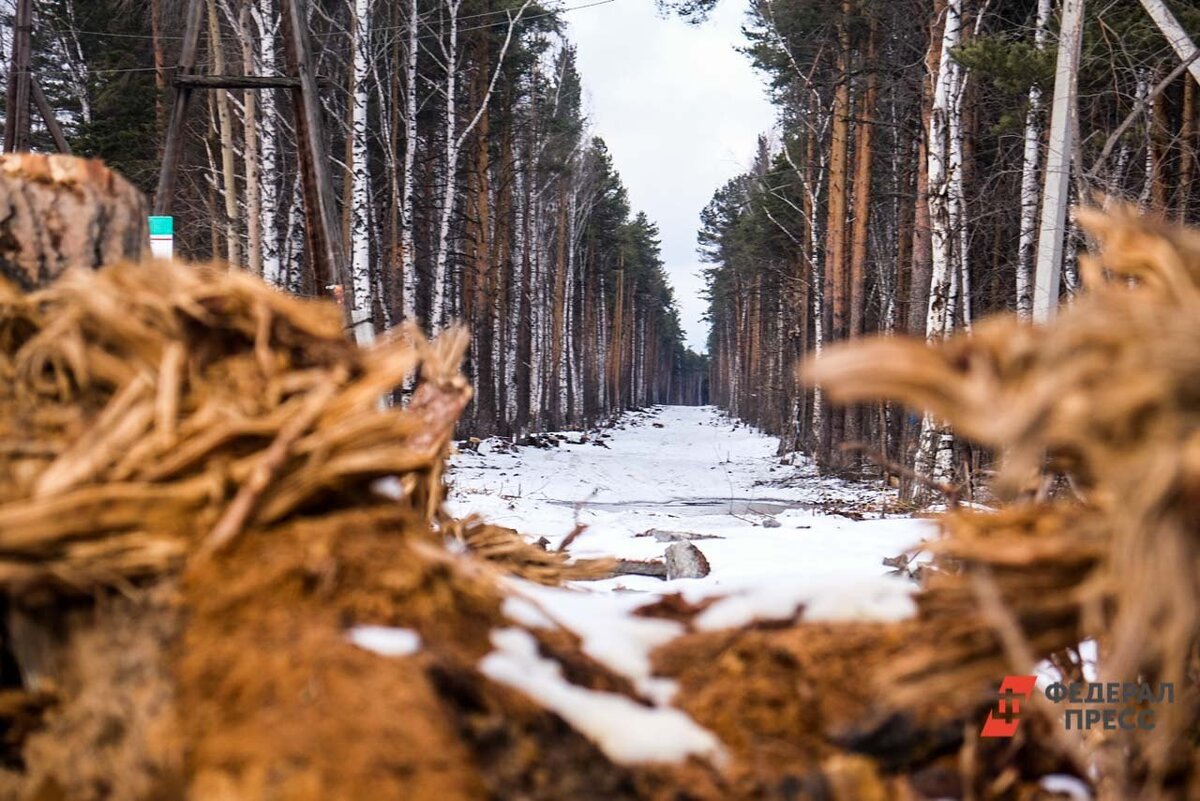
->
[565,0,776,353]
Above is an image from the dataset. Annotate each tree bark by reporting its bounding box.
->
[846,11,877,459]
[1180,77,1195,222]
[822,1,851,467]
[207,0,239,268]
[347,0,376,345]
[0,155,148,289]
[1016,0,1050,319]
[255,0,282,284]
[239,3,262,276]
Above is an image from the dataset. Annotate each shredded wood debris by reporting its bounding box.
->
[806,204,1200,799]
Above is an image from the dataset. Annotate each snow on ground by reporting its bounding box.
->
[448,405,935,604]
[481,626,726,766]
[346,625,422,656]
[450,405,937,764]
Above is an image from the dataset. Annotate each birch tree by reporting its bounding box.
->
[399,0,420,320]
[431,0,532,326]
[254,0,283,285]
[913,0,964,495]
[1016,0,1050,319]
[347,0,375,344]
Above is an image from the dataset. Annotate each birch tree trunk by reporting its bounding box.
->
[1032,0,1084,322]
[949,46,970,331]
[284,172,305,293]
[914,0,963,501]
[432,0,531,327]
[399,0,420,320]
[1016,0,1050,319]
[348,0,375,344]
[1137,0,1200,87]
[431,0,463,327]
[255,1,282,285]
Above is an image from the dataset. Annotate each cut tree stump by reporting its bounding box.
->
[664,541,711,580]
[0,154,148,290]
[0,156,149,698]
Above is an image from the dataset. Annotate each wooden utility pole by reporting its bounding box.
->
[151,0,204,212]
[154,0,351,324]
[279,0,349,301]
[3,0,71,154]
[1032,0,1084,323]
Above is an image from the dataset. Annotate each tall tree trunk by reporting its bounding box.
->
[914,0,963,501]
[515,158,534,432]
[1180,77,1195,222]
[400,0,420,320]
[549,179,568,428]
[1016,0,1050,319]
[846,10,877,457]
[239,4,262,276]
[347,0,375,344]
[207,0,239,268]
[256,1,282,284]
[822,0,851,466]
[470,37,495,431]
[906,0,945,340]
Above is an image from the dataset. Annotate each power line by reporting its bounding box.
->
[44,0,613,43]
[47,0,615,78]
[90,65,166,75]
[372,0,614,36]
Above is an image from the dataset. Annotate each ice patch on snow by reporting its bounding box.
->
[480,627,724,765]
[694,575,916,631]
[346,625,422,656]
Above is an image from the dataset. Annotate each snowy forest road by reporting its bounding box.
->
[447,406,934,605]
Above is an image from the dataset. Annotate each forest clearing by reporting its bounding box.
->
[0,0,1197,798]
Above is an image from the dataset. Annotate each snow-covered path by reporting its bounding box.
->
[448,405,935,602]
